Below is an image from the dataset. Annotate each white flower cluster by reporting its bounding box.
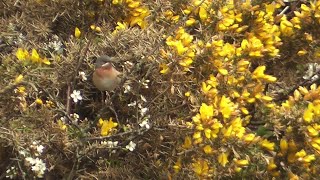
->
[15,141,47,178]
[128,95,151,129]
[303,63,320,81]
[139,79,150,89]
[126,141,136,151]
[124,84,132,94]
[101,140,119,148]
[5,166,17,179]
[25,157,46,178]
[139,118,150,129]
[70,113,80,123]
[59,113,80,124]
[46,35,64,54]
[128,96,148,115]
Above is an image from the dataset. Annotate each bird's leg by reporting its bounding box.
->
[104,91,111,105]
[104,91,120,124]
[100,91,105,104]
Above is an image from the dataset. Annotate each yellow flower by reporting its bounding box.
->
[90,25,102,32]
[173,158,181,173]
[267,159,277,171]
[264,75,277,83]
[199,7,208,22]
[16,48,29,61]
[182,136,192,149]
[204,128,211,139]
[218,152,229,167]
[115,22,127,32]
[303,104,314,123]
[112,0,122,5]
[97,118,104,127]
[179,57,193,67]
[203,145,213,154]
[14,74,24,84]
[298,86,309,95]
[31,49,40,63]
[16,86,26,94]
[100,118,118,136]
[295,149,306,158]
[218,68,228,75]
[57,119,67,131]
[240,107,249,115]
[242,133,255,143]
[297,50,307,56]
[280,138,288,155]
[219,95,233,119]
[74,27,81,38]
[193,131,202,139]
[307,125,319,137]
[42,57,51,65]
[193,159,209,176]
[303,154,315,163]
[280,16,294,36]
[252,66,266,79]
[35,98,43,105]
[174,41,188,55]
[261,96,273,102]
[186,18,196,26]
[199,103,214,121]
[260,139,275,151]
[128,1,140,8]
[160,63,169,74]
[234,159,249,166]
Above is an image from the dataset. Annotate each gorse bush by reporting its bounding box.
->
[1,0,320,179]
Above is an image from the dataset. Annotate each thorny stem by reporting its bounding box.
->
[66,36,92,114]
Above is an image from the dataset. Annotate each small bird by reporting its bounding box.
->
[93,55,122,91]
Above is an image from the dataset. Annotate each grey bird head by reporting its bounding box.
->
[95,55,113,69]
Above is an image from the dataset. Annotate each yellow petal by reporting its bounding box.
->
[14,74,24,84]
[199,7,208,21]
[218,152,229,167]
[75,27,81,38]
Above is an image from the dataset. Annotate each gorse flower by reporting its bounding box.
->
[16,48,50,65]
[98,118,118,136]
[74,27,81,38]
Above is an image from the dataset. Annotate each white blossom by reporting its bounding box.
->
[140,107,148,116]
[124,84,131,93]
[140,95,147,102]
[70,90,82,103]
[70,113,80,123]
[101,141,119,148]
[47,35,63,53]
[36,145,44,155]
[139,119,150,129]
[78,71,87,81]
[126,141,136,151]
[31,158,46,178]
[128,101,137,107]
[19,150,27,157]
[139,79,150,89]
[25,157,36,165]
[60,116,67,123]
[303,63,320,80]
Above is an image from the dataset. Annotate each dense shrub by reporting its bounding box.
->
[1,0,320,179]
